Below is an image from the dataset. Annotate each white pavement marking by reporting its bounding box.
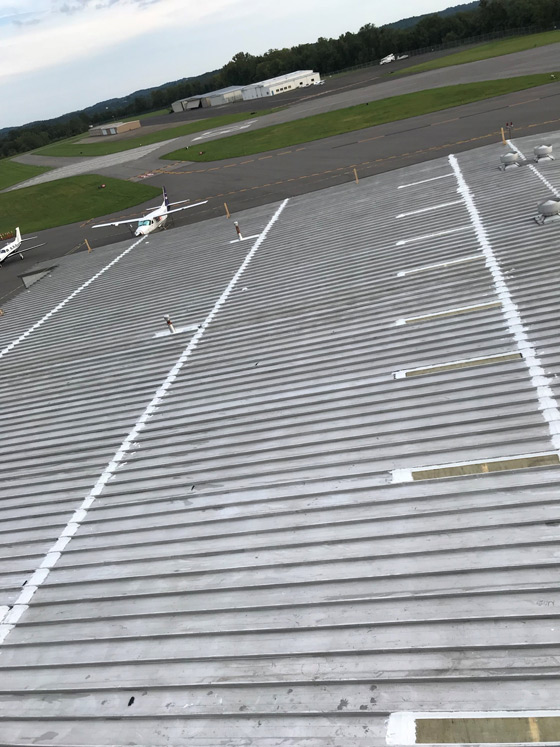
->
[398,173,453,189]
[396,225,471,246]
[392,351,520,379]
[450,153,560,451]
[0,198,289,645]
[229,234,261,244]
[0,235,147,362]
[397,254,482,277]
[391,451,556,484]
[192,122,254,143]
[387,710,560,745]
[396,200,462,219]
[507,138,560,198]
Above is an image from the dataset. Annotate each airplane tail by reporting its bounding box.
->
[163,187,170,208]
[15,227,21,243]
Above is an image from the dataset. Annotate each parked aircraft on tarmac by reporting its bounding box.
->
[92,187,207,236]
[0,228,45,267]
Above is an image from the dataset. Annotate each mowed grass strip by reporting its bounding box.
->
[0,175,161,234]
[0,159,52,190]
[399,29,560,75]
[162,74,559,162]
[32,109,278,158]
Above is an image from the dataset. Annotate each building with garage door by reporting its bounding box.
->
[242,70,320,99]
[88,120,141,136]
[171,85,244,112]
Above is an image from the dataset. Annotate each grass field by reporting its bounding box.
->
[0,175,161,234]
[162,74,559,162]
[32,109,278,158]
[0,159,52,190]
[399,30,560,75]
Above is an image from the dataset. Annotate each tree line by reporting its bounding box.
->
[2,0,560,158]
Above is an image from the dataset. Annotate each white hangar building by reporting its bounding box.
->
[242,70,321,99]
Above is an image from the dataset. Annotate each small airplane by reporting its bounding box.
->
[380,53,396,65]
[0,227,45,267]
[92,187,208,236]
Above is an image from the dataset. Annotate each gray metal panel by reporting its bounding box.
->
[1,133,560,744]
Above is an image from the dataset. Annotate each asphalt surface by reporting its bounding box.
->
[2,44,560,307]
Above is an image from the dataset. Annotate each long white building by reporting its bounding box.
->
[242,70,321,100]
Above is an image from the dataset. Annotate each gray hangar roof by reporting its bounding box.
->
[1,131,560,745]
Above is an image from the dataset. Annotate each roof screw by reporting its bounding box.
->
[164,314,176,334]
[234,221,243,241]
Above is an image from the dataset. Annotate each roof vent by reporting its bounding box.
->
[534,144,554,163]
[500,151,521,170]
[534,198,560,225]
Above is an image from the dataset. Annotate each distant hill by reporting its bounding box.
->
[387,2,479,29]
[0,69,218,138]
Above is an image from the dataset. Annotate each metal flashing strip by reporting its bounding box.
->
[153,323,199,339]
[391,452,560,484]
[20,266,57,289]
[395,301,502,326]
[396,226,471,247]
[398,173,454,189]
[393,351,522,379]
[396,200,463,219]
[397,254,482,277]
[0,199,290,646]
[387,711,560,745]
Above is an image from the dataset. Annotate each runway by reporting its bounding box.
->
[2,43,560,306]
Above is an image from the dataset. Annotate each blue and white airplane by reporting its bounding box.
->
[0,227,45,267]
[92,187,207,237]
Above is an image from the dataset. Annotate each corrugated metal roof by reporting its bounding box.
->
[173,85,245,105]
[1,132,560,745]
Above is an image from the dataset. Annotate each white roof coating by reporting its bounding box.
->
[244,70,316,88]
[1,132,560,744]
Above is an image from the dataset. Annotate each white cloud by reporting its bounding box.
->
[0,0,239,78]
[0,0,469,127]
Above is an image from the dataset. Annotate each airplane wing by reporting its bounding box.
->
[18,242,46,253]
[166,200,208,216]
[92,218,141,229]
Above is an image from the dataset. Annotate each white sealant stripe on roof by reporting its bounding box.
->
[396,200,462,219]
[0,198,289,645]
[396,254,482,277]
[386,711,560,745]
[0,235,146,362]
[507,139,560,198]
[396,225,471,246]
[397,173,454,189]
[449,153,560,450]
[229,234,261,244]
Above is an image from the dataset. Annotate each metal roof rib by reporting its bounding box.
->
[1,133,560,744]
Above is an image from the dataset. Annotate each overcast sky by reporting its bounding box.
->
[1,0,460,128]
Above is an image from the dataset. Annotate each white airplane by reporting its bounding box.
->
[0,227,45,267]
[92,187,208,236]
[380,53,396,65]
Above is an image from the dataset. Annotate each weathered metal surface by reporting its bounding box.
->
[1,131,560,744]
